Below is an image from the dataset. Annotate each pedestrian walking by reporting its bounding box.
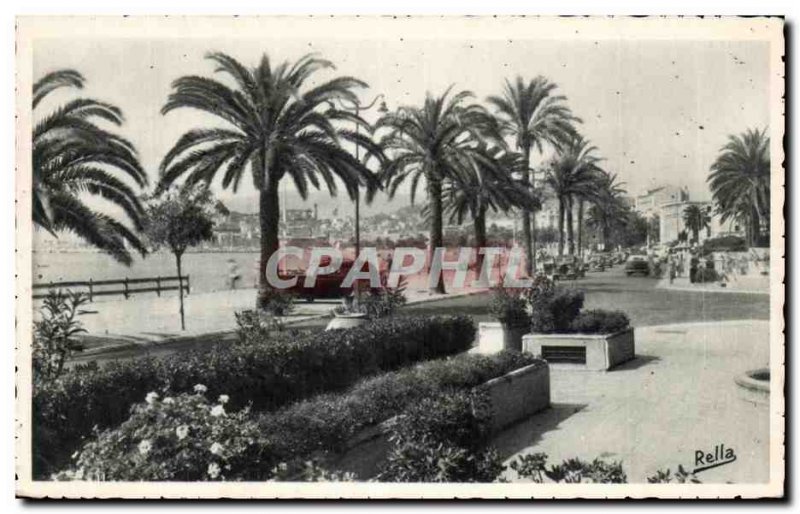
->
[227,258,241,290]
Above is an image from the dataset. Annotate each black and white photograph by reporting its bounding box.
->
[13,15,784,499]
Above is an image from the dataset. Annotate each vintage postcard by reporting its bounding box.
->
[15,15,784,499]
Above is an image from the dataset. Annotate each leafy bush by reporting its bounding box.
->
[33,290,89,381]
[695,267,720,283]
[360,279,407,320]
[528,281,585,334]
[33,315,475,478]
[234,309,287,343]
[701,235,747,254]
[511,452,627,483]
[488,287,529,328]
[256,288,296,316]
[58,388,272,481]
[58,351,539,481]
[569,309,630,334]
[646,465,701,484]
[377,390,505,482]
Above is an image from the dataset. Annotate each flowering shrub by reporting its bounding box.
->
[33,315,475,478]
[58,388,274,481]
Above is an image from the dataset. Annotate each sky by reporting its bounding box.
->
[32,33,771,217]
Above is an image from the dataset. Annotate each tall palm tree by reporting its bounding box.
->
[682,204,710,243]
[487,76,579,274]
[376,88,491,294]
[32,69,148,264]
[585,171,627,250]
[158,52,382,308]
[708,127,770,247]
[439,145,537,281]
[544,136,600,256]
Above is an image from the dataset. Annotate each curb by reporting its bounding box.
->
[75,288,491,359]
[655,278,769,296]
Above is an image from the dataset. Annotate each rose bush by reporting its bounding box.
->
[57,388,275,481]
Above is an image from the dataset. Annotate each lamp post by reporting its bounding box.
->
[329,94,387,260]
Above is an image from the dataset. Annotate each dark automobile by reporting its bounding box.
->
[624,255,650,276]
[282,258,387,301]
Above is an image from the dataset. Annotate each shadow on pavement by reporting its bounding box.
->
[611,354,661,371]
[491,402,588,461]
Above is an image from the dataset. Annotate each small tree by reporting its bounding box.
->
[143,186,215,330]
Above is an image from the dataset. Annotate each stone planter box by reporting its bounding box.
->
[331,361,551,479]
[477,321,527,353]
[522,328,635,371]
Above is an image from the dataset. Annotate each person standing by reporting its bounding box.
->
[228,258,241,290]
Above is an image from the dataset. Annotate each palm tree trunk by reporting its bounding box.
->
[557,197,565,256]
[257,176,281,310]
[521,146,534,276]
[474,205,488,285]
[566,195,575,256]
[428,175,446,294]
[577,198,584,257]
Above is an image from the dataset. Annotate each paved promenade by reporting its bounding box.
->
[68,273,488,356]
[494,320,773,483]
[657,274,770,295]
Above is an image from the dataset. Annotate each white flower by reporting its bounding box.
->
[163,397,175,405]
[193,384,208,394]
[209,442,224,455]
[218,394,229,404]
[210,405,226,417]
[145,392,159,405]
[74,467,85,480]
[175,425,189,440]
[138,440,152,455]
[207,462,221,479]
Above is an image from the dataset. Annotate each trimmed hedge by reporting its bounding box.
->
[62,350,541,481]
[33,314,475,478]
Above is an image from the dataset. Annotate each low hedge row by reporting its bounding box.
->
[62,350,540,481]
[33,314,475,478]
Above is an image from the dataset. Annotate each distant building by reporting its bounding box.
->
[634,185,689,218]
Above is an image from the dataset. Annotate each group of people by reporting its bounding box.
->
[665,248,759,285]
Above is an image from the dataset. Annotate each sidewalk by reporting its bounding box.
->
[494,320,773,483]
[657,274,769,295]
[72,273,489,357]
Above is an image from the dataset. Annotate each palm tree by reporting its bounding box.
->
[376,88,491,294]
[585,171,627,250]
[708,127,770,246]
[682,204,710,243]
[544,136,600,256]
[32,69,148,264]
[439,145,537,281]
[487,76,579,274]
[158,52,382,309]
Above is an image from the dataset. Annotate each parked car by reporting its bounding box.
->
[283,258,387,301]
[588,257,606,272]
[624,255,650,276]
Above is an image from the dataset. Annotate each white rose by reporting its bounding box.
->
[193,384,208,394]
[163,397,175,405]
[138,440,152,455]
[145,392,159,405]
[209,442,224,455]
[218,394,229,404]
[207,462,221,479]
[175,425,189,440]
[210,405,226,417]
